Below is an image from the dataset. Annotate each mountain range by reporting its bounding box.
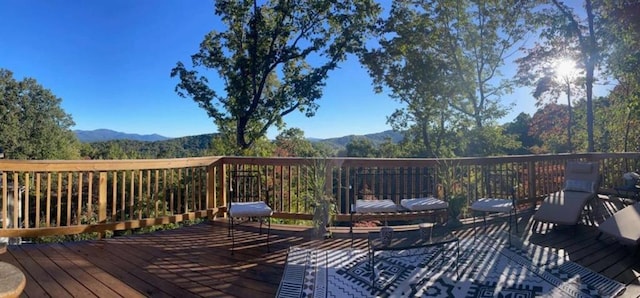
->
[74,129,403,146]
[75,129,170,143]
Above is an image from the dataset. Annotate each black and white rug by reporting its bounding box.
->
[276,233,626,297]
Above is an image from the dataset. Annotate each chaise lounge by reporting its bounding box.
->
[532,161,600,229]
[597,202,640,246]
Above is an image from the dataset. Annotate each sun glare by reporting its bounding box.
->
[555,58,577,81]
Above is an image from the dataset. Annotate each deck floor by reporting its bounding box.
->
[1,197,640,297]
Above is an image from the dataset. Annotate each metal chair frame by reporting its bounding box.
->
[227,170,272,254]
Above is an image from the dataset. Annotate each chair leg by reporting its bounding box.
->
[231,217,235,255]
[350,212,354,248]
[514,207,518,233]
[473,213,477,240]
[267,217,271,253]
[482,212,487,231]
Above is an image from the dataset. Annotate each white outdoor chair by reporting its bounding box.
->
[228,170,273,254]
[349,170,449,247]
[470,172,518,238]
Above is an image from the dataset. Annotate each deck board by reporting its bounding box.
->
[0,199,640,297]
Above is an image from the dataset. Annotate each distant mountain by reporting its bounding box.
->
[75,128,403,157]
[74,129,170,143]
[315,130,403,147]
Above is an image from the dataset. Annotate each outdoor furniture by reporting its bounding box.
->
[349,170,449,246]
[614,172,640,204]
[597,202,640,246]
[532,161,600,229]
[228,170,273,254]
[470,187,518,236]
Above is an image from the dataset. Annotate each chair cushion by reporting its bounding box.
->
[533,191,594,225]
[400,197,448,211]
[229,201,273,218]
[569,162,593,174]
[564,179,595,193]
[470,198,513,213]
[354,199,397,213]
[598,202,640,246]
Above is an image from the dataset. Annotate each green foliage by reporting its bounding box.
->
[520,0,608,152]
[86,134,217,159]
[361,0,533,157]
[502,113,541,155]
[302,159,336,238]
[0,69,80,159]
[171,0,380,151]
[274,128,317,157]
[345,137,376,157]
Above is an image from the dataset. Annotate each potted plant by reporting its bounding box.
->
[447,194,466,227]
[304,159,337,239]
[436,158,467,227]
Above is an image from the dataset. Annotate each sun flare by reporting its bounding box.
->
[555,58,577,81]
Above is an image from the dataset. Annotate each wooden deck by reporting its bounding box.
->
[1,197,640,298]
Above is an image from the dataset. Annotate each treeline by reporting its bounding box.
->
[80,134,217,159]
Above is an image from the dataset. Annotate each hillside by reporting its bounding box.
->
[75,129,170,142]
[317,130,403,147]
[77,129,403,158]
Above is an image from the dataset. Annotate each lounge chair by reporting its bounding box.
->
[597,202,640,246]
[532,161,600,228]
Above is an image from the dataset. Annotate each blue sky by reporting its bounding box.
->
[0,0,540,139]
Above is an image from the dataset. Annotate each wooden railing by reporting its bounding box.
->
[0,157,220,238]
[1,153,639,238]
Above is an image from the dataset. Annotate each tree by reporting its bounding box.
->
[171,0,380,151]
[273,128,316,157]
[345,137,376,157]
[361,0,533,157]
[360,0,453,157]
[600,1,640,152]
[522,0,606,152]
[528,103,572,153]
[515,38,585,152]
[503,112,541,154]
[430,0,533,128]
[0,69,80,160]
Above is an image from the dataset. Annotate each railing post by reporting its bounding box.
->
[99,172,107,224]
[220,163,227,218]
[207,165,215,211]
[528,161,536,205]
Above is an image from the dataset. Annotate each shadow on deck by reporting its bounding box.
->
[1,197,640,297]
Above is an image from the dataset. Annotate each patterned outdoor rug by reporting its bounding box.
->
[276,233,626,297]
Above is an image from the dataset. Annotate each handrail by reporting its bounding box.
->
[0,153,638,238]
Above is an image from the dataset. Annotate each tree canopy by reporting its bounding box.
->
[171,0,380,152]
[0,69,80,160]
[361,0,531,157]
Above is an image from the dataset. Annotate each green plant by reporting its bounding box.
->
[303,159,337,238]
[436,158,468,226]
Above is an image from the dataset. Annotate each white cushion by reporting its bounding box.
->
[400,197,448,211]
[229,201,273,218]
[354,199,398,213]
[470,198,513,213]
